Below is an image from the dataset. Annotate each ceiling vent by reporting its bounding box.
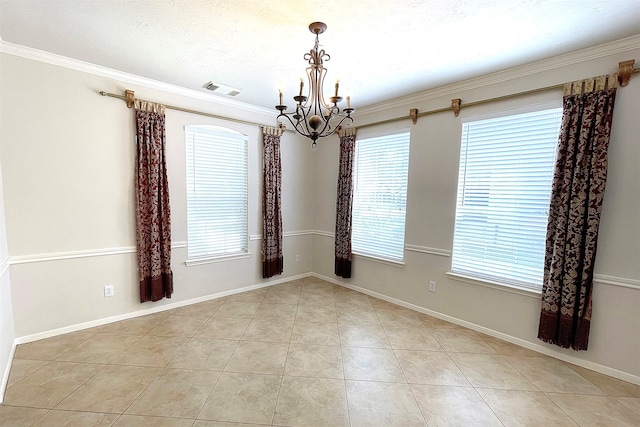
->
[203,81,241,97]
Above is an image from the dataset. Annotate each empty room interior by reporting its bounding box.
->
[0,1,639,426]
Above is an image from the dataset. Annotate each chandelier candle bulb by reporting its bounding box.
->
[299,79,304,96]
[335,81,339,97]
[347,96,351,108]
[279,90,283,106]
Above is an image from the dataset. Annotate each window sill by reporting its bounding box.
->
[353,253,405,268]
[186,252,250,266]
[446,272,541,298]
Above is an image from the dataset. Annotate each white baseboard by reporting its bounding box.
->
[14,272,311,345]
[0,342,16,404]
[3,274,311,401]
[7,270,639,391]
[311,272,640,387]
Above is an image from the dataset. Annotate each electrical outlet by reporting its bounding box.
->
[429,281,436,292]
[104,285,114,297]
[295,254,300,262]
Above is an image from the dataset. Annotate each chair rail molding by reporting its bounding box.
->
[9,242,187,265]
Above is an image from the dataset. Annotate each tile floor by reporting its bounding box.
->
[1,277,639,426]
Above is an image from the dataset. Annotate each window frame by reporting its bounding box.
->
[184,124,249,265]
[450,104,563,293]
[351,128,411,264]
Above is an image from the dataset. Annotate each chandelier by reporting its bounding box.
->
[276,22,355,150]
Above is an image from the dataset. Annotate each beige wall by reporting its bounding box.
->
[313,37,640,380]
[0,54,315,338]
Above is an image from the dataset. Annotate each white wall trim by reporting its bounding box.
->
[311,272,640,386]
[358,34,640,115]
[0,257,9,278]
[0,41,275,117]
[312,230,335,238]
[249,230,319,241]
[13,272,312,345]
[0,343,17,404]
[404,244,451,257]
[594,274,640,290]
[7,243,638,292]
[284,230,316,238]
[9,241,187,265]
[251,230,335,240]
[444,272,640,296]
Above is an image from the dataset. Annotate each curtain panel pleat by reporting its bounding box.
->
[335,128,356,278]
[262,126,284,278]
[538,75,617,350]
[135,105,173,302]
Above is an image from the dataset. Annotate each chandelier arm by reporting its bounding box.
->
[277,105,316,139]
[277,113,304,134]
[324,114,354,138]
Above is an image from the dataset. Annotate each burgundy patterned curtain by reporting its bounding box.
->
[262,126,284,278]
[538,74,617,350]
[135,101,173,302]
[335,127,356,278]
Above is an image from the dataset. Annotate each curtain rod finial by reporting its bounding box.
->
[410,108,418,124]
[125,90,135,108]
[617,60,635,87]
[451,98,462,117]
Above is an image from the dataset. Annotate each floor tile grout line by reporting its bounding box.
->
[472,386,508,426]
[4,359,53,391]
[193,356,228,422]
[494,353,543,393]
[384,317,430,426]
[333,284,353,427]
[47,361,110,415]
[111,318,196,420]
[270,278,307,426]
[541,390,587,426]
[270,340,291,425]
[50,332,99,363]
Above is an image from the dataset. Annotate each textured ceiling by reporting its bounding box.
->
[1,0,639,110]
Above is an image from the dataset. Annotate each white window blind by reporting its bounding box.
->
[451,108,562,290]
[352,130,410,262]
[185,125,248,261]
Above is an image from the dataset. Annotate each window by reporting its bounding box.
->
[352,129,410,263]
[451,107,563,291]
[185,125,248,262]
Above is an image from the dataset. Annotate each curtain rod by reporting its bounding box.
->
[100,60,637,134]
[98,90,292,132]
[358,59,639,130]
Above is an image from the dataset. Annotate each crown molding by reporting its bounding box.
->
[2,34,638,125]
[0,40,276,117]
[358,34,640,115]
